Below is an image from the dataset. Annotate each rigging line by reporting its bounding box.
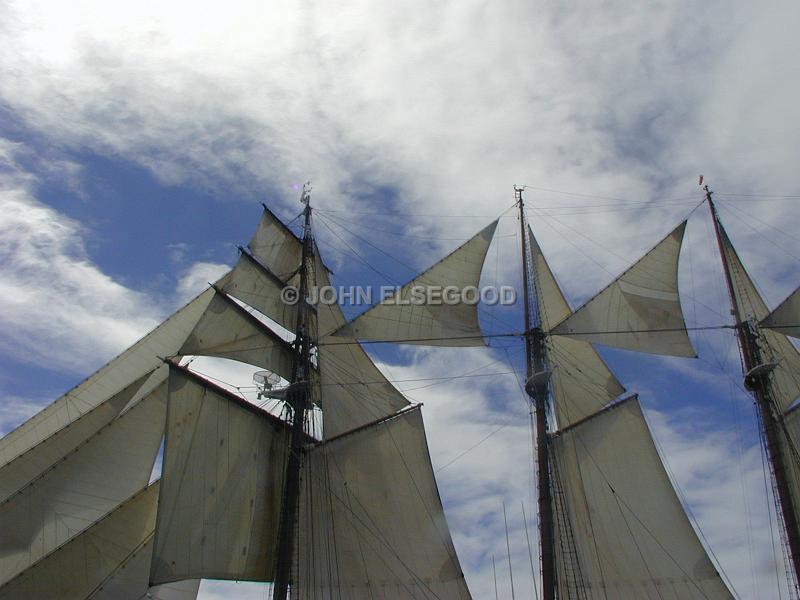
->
[316,216,517,241]
[399,348,525,393]
[503,501,517,600]
[316,211,521,332]
[716,193,800,199]
[434,423,508,473]
[521,501,541,600]
[519,184,700,204]
[316,199,521,220]
[317,332,523,345]
[719,201,800,260]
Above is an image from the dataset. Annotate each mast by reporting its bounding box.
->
[705,185,800,591]
[517,187,556,600]
[274,184,316,599]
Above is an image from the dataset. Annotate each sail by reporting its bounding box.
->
[0,286,220,471]
[551,396,733,599]
[178,288,295,378]
[762,285,800,339]
[781,407,800,542]
[551,222,696,358]
[314,249,410,438]
[219,250,299,332]
[150,365,290,585]
[528,227,624,428]
[717,223,800,412]
[0,382,167,584]
[295,407,472,600]
[247,205,304,281]
[0,481,199,600]
[332,220,499,346]
[0,369,160,502]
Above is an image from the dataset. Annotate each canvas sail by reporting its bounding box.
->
[177,288,295,378]
[332,221,498,346]
[528,227,624,428]
[0,382,167,584]
[314,247,410,439]
[296,407,472,600]
[247,205,304,281]
[551,222,696,358]
[762,285,800,339]
[551,396,733,599]
[150,365,290,585]
[716,223,800,413]
[0,481,199,600]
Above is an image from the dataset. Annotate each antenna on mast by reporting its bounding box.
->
[300,181,312,205]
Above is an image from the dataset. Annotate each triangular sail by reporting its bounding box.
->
[762,285,800,339]
[150,365,291,585]
[0,481,199,600]
[314,248,410,438]
[296,407,472,600]
[332,221,499,346]
[0,286,220,471]
[528,227,624,428]
[551,222,696,358]
[551,397,734,599]
[0,382,167,584]
[781,408,800,542]
[0,370,159,502]
[716,223,800,412]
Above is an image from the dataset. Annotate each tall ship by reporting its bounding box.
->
[0,181,797,599]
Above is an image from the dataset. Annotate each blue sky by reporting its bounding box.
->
[1,1,799,598]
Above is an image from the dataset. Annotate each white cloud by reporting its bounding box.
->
[175,260,230,304]
[0,146,160,373]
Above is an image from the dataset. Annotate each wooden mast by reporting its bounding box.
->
[517,186,557,599]
[705,184,800,592]
[274,184,316,599]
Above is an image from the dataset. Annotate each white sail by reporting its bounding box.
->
[0,482,199,600]
[247,205,304,281]
[717,223,800,412]
[0,370,159,502]
[332,221,499,346]
[296,408,472,600]
[150,365,290,585]
[0,286,219,471]
[219,250,299,332]
[782,408,800,541]
[0,383,167,585]
[178,288,295,378]
[528,227,624,428]
[551,222,696,358]
[314,248,410,439]
[762,285,800,339]
[551,397,733,599]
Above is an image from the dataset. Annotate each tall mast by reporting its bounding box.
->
[517,187,556,600]
[705,185,800,591]
[274,183,316,599]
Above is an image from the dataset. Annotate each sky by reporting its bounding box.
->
[0,0,799,598]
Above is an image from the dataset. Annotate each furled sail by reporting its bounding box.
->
[762,285,800,339]
[150,365,291,585]
[528,227,624,428]
[247,205,304,281]
[551,222,696,358]
[296,407,472,600]
[551,397,734,599]
[178,287,295,378]
[0,382,167,584]
[716,223,800,412]
[332,221,499,346]
[0,481,199,600]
